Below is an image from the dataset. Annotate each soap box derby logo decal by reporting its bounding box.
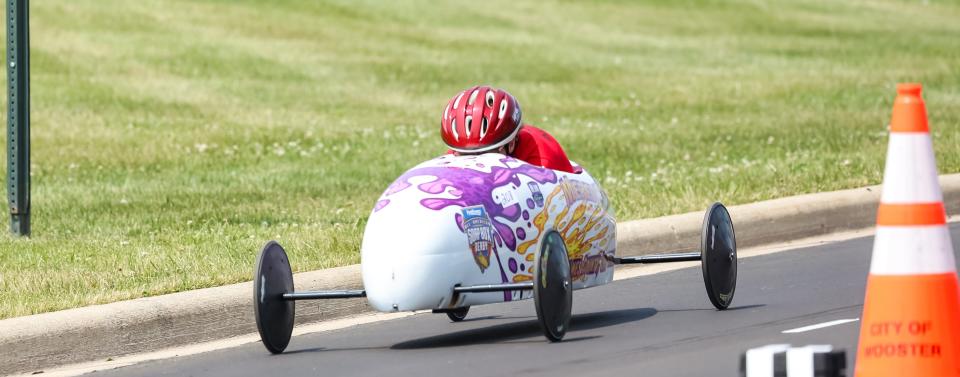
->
[528,182,544,207]
[461,205,495,273]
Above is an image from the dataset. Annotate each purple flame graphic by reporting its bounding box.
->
[379,157,560,299]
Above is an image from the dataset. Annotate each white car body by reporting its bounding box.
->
[361,153,616,312]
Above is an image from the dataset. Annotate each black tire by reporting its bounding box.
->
[533,230,573,342]
[253,241,295,354]
[446,306,470,322]
[700,202,737,310]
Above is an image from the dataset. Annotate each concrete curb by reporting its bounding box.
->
[619,174,959,255]
[2,174,958,375]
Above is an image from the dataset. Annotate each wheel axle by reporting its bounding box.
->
[453,282,533,293]
[615,252,702,264]
[282,290,366,300]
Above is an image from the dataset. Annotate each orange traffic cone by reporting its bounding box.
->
[855,83,960,376]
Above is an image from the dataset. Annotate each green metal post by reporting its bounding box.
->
[7,0,29,236]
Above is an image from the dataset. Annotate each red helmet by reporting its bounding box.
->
[440,85,522,153]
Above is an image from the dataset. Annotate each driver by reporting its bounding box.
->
[440,85,576,173]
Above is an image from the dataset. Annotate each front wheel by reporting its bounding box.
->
[701,202,737,310]
[533,230,573,342]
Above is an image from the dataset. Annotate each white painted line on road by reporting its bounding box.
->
[782,318,859,334]
[10,310,421,377]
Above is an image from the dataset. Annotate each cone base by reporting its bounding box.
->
[856,273,960,376]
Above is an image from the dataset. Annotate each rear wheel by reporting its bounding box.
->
[446,306,470,322]
[253,241,295,354]
[533,230,573,342]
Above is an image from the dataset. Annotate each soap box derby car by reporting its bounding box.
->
[254,153,737,353]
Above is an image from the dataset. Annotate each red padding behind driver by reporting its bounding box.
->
[512,125,575,173]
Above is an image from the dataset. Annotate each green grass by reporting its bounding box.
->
[1,0,958,319]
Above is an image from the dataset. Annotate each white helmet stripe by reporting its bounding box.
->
[468,89,480,106]
[446,124,523,154]
[453,92,465,110]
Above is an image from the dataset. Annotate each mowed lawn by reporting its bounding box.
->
[1,0,958,318]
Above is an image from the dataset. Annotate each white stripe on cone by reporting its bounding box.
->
[870,226,956,275]
[880,134,943,203]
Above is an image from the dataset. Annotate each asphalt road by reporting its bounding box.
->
[89,223,960,377]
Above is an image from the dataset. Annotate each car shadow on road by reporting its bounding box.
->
[656,304,765,313]
[457,315,529,322]
[390,307,657,350]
